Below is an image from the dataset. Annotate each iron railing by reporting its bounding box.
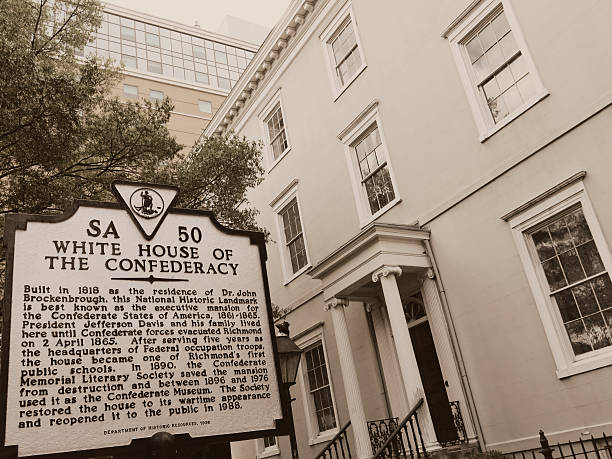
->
[373,398,427,459]
[508,431,612,459]
[315,420,353,459]
[368,417,399,453]
[439,400,469,446]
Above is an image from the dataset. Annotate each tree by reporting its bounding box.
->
[0,0,267,283]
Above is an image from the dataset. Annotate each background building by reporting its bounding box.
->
[83,3,260,151]
[204,0,612,457]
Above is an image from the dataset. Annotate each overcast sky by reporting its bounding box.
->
[107,0,292,31]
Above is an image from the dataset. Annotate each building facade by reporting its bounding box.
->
[204,0,612,457]
[85,3,259,151]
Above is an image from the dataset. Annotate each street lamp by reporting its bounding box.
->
[275,321,303,459]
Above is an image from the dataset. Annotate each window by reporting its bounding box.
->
[150,90,164,102]
[147,60,162,74]
[352,124,395,215]
[295,327,339,445]
[259,91,291,168]
[528,208,612,357]
[271,182,310,283]
[304,343,337,433]
[280,199,308,274]
[444,0,547,140]
[121,54,137,69]
[505,174,612,377]
[198,100,212,114]
[123,84,138,98]
[338,101,400,226]
[256,436,279,458]
[321,2,366,99]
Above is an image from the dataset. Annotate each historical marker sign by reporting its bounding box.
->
[1,182,285,457]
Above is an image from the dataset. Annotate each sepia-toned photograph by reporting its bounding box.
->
[1,1,611,458]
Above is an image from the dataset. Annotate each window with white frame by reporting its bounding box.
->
[280,198,308,275]
[271,182,310,283]
[321,2,366,98]
[445,0,547,139]
[265,104,288,161]
[352,123,395,215]
[506,175,612,378]
[296,327,338,444]
[304,342,337,434]
[338,102,400,226]
[259,91,291,167]
[149,89,164,102]
[123,84,138,98]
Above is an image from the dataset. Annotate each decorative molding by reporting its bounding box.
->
[372,266,402,283]
[269,179,300,208]
[441,0,484,38]
[337,99,379,141]
[324,297,349,311]
[203,0,323,139]
[501,171,587,221]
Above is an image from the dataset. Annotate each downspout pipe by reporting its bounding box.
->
[424,239,486,451]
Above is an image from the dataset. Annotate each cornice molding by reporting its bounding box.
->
[203,0,324,138]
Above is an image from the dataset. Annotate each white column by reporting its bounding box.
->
[325,298,373,459]
[372,266,434,443]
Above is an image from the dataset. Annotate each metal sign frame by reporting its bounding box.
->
[0,196,290,458]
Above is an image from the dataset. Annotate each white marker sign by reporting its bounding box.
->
[1,182,284,457]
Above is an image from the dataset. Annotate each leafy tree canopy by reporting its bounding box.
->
[0,9,268,456]
[0,0,267,264]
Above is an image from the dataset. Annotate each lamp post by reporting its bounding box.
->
[275,321,303,459]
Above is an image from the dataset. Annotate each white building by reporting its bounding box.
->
[204,0,612,457]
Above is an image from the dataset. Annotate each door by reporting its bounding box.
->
[409,320,458,444]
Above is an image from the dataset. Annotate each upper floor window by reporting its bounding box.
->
[271,181,310,283]
[505,174,612,378]
[259,91,291,168]
[338,102,400,226]
[444,0,547,140]
[149,90,164,102]
[321,2,367,100]
[266,104,288,161]
[198,100,212,114]
[256,436,279,458]
[352,124,395,215]
[123,84,138,98]
[280,198,308,275]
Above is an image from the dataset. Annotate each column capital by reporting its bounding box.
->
[324,297,349,311]
[371,265,402,283]
[365,301,380,313]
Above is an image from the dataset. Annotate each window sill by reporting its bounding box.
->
[479,88,549,142]
[267,147,292,174]
[257,447,280,458]
[332,65,367,102]
[556,349,612,379]
[359,197,402,229]
[308,428,340,446]
[283,263,312,286]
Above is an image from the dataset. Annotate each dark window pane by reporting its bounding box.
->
[572,283,599,316]
[565,320,592,355]
[532,228,555,262]
[592,275,612,310]
[549,220,573,254]
[554,289,580,322]
[576,241,605,276]
[566,209,593,245]
[542,258,567,291]
[583,313,612,350]
[558,249,585,284]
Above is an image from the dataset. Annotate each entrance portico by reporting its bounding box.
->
[309,223,476,457]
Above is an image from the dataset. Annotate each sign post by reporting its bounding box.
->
[0,182,286,458]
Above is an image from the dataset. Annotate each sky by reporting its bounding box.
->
[107,0,292,32]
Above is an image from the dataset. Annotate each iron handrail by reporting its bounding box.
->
[373,397,426,458]
[315,420,352,459]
